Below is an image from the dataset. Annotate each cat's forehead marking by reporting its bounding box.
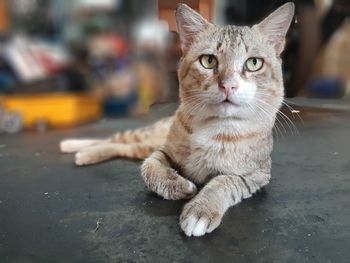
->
[216,41,222,51]
[217,26,250,54]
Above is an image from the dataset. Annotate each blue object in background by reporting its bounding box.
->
[307,78,345,98]
[103,91,138,117]
[0,72,16,92]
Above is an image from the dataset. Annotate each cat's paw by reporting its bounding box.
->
[141,160,197,200]
[75,150,97,166]
[168,179,197,200]
[180,198,222,237]
[158,177,197,200]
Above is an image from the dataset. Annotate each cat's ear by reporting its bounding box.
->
[175,4,211,53]
[253,2,295,55]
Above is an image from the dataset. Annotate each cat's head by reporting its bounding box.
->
[176,3,294,122]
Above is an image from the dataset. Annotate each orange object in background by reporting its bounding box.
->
[159,0,214,31]
[0,0,10,33]
[0,93,102,129]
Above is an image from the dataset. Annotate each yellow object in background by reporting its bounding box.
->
[0,93,102,129]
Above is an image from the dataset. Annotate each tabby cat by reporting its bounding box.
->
[60,3,295,237]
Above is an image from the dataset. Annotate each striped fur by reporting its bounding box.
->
[60,3,294,237]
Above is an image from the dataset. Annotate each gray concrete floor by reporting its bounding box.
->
[0,101,349,263]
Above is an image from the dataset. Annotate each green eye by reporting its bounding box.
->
[245,57,264,72]
[199,55,218,69]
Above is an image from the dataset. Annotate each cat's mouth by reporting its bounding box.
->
[220,98,238,106]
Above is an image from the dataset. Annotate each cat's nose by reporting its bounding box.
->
[219,82,237,96]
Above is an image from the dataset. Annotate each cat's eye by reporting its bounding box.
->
[245,57,264,72]
[199,55,218,69]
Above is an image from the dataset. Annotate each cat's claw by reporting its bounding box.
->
[180,198,222,237]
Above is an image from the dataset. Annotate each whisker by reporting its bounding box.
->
[246,102,283,141]
[255,98,300,137]
[254,102,286,139]
[255,91,304,123]
[283,99,304,124]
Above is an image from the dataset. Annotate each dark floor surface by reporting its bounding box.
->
[0,101,349,263]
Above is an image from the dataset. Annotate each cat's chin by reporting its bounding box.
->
[204,103,246,119]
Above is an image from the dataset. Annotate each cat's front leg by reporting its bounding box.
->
[141,149,197,200]
[180,170,271,237]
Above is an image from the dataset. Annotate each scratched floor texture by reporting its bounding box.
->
[0,101,349,263]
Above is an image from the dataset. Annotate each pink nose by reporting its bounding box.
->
[219,82,237,97]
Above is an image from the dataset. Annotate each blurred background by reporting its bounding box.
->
[0,0,349,133]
